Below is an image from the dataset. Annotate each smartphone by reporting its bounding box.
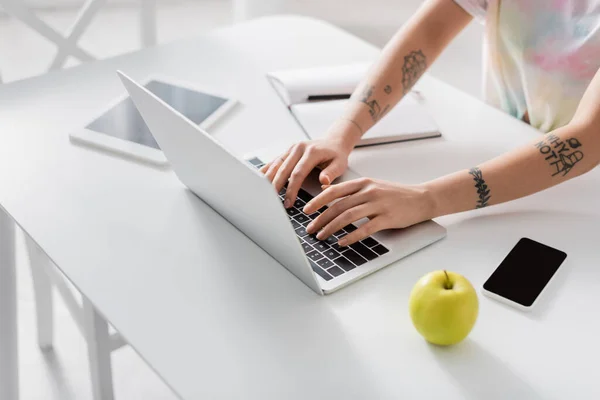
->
[482,238,567,311]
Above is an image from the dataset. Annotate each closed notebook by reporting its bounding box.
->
[290,95,440,147]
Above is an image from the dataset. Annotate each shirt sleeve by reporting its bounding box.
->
[452,0,488,22]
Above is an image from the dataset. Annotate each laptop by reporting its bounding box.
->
[117,71,447,295]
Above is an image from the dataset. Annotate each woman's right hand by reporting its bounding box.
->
[260,135,354,208]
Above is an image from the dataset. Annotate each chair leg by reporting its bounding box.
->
[140,0,158,47]
[25,236,54,351]
[83,298,115,400]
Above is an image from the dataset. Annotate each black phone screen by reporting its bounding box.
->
[483,238,567,307]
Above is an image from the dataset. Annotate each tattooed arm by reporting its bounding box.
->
[303,69,600,246]
[342,0,472,135]
[262,0,472,207]
[424,68,600,218]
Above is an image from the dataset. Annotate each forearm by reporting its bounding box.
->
[424,121,600,218]
[329,0,472,146]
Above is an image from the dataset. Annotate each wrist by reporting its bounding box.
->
[326,119,362,154]
[417,181,440,220]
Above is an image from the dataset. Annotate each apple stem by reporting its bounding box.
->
[443,270,452,290]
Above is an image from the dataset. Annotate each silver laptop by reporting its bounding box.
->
[118,71,446,295]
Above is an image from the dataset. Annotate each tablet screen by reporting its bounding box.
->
[86,80,228,149]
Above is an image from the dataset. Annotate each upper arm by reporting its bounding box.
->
[572,69,600,127]
[411,0,475,54]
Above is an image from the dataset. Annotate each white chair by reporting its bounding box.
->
[0,2,158,398]
[0,0,157,77]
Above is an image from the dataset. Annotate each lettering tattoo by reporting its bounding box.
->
[401,50,427,95]
[535,133,584,177]
[469,167,491,209]
[358,85,382,122]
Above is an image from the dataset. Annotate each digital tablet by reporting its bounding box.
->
[70,77,237,167]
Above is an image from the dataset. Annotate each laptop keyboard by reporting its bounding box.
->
[248,157,389,281]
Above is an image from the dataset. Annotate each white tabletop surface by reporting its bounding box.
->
[1,15,600,400]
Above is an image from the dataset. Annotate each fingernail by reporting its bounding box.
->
[322,175,330,185]
[306,223,314,233]
[338,239,348,247]
[321,184,330,189]
[316,231,325,240]
[302,203,312,213]
[284,199,291,208]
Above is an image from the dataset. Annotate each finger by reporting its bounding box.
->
[303,179,365,214]
[338,219,384,247]
[265,156,286,182]
[284,152,320,208]
[319,158,346,185]
[314,204,372,241]
[273,145,304,192]
[306,191,368,234]
[259,161,272,174]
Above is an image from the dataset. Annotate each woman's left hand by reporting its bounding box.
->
[303,178,435,247]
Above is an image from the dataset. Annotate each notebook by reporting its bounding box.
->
[267,63,441,147]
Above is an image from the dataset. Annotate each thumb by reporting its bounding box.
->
[319,160,345,185]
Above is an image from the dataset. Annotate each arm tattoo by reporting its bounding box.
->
[358,85,382,122]
[384,85,392,94]
[534,133,584,177]
[469,167,491,209]
[401,50,427,95]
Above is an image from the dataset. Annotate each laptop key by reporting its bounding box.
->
[304,235,319,245]
[330,242,343,251]
[325,236,338,245]
[342,249,367,266]
[310,261,332,281]
[361,237,379,248]
[286,207,300,217]
[279,188,286,196]
[294,199,305,209]
[372,244,390,256]
[297,189,314,202]
[327,266,344,277]
[318,206,328,214]
[344,224,358,233]
[308,212,320,220]
[313,241,330,252]
[301,242,314,253]
[350,242,378,261]
[333,229,346,237]
[323,248,340,260]
[317,258,334,269]
[295,227,309,238]
[294,214,309,224]
[333,257,356,272]
[306,250,324,262]
[301,242,315,253]
[291,220,300,229]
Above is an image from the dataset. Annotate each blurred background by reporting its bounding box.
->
[0,0,483,94]
[0,1,482,399]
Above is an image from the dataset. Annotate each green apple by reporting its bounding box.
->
[409,270,478,346]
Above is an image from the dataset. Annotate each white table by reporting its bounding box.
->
[1,16,600,400]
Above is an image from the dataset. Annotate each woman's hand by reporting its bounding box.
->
[260,136,354,208]
[303,178,435,246]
